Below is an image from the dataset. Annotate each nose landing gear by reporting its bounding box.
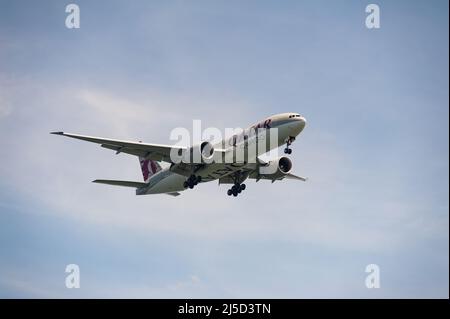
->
[183,174,202,189]
[284,136,295,154]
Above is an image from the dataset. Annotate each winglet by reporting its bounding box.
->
[50,131,64,135]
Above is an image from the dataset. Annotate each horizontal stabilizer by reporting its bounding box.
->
[92,179,148,188]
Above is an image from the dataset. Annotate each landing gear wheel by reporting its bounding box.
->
[227,183,247,197]
[185,174,202,190]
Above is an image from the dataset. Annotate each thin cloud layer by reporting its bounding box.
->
[0,0,448,298]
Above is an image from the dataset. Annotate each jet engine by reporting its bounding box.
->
[190,141,215,163]
[259,156,293,179]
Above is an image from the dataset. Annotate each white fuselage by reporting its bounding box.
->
[139,113,306,195]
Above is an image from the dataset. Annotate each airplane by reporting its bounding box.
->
[51,113,307,197]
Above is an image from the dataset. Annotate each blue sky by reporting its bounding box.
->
[0,0,448,298]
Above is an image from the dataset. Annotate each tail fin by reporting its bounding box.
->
[139,157,162,182]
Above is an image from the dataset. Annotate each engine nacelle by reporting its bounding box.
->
[259,156,292,179]
[190,141,215,163]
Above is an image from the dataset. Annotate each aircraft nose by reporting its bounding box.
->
[299,116,307,128]
[288,116,307,135]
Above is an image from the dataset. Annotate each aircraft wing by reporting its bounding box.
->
[284,173,308,181]
[51,132,186,163]
[216,157,308,184]
[245,157,308,182]
[247,172,308,182]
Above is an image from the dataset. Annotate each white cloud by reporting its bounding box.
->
[0,271,55,298]
[0,77,15,119]
[0,100,11,119]
[74,89,176,137]
[167,275,201,292]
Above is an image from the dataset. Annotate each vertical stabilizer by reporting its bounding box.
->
[139,157,162,183]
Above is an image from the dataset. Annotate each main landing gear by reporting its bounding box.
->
[284,136,295,154]
[227,183,246,197]
[183,174,202,189]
